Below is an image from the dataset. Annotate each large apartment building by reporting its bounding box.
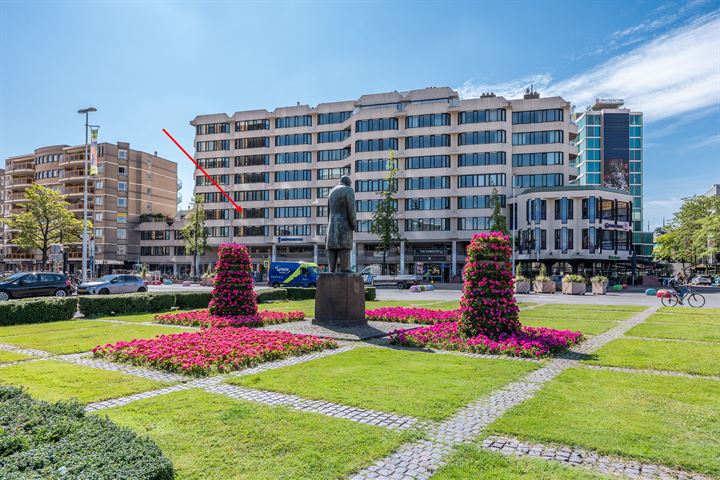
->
[1,142,180,275]
[188,87,635,281]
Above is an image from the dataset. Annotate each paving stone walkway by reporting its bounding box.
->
[483,436,710,480]
[350,306,661,480]
[58,353,186,383]
[0,342,54,358]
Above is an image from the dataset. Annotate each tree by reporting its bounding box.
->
[0,184,85,268]
[654,195,720,268]
[370,150,402,274]
[489,187,508,234]
[181,194,207,280]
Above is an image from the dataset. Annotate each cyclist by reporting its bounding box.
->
[668,271,688,303]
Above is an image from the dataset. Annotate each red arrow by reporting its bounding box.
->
[162,128,242,213]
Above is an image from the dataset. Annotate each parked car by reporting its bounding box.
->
[690,275,713,286]
[77,274,147,295]
[359,267,421,290]
[0,272,72,301]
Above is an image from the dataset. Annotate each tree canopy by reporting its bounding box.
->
[181,194,208,278]
[370,150,402,274]
[654,195,720,267]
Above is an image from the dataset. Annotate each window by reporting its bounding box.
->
[355,118,398,132]
[458,130,506,145]
[196,140,230,152]
[199,157,231,169]
[317,224,328,235]
[274,188,311,200]
[196,122,230,134]
[117,213,127,224]
[457,195,506,209]
[554,229,574,250]
[94,212,103,221]
[117,245,127,255]
[512,109,563,124]
[405,198,450,210]
[235,137,269,149]
[235,119,269,131]
[276,152,311,164]
[275,225,311,236]
[458,217,492,230]
[275,170,311,182]
[317,187,331,198]
[118,149,128,160]
[554,199,574,220]
[117,197,127,208]
[205,226,230,238]
[405,135,450,149]
[118,181,127,192]
[95,180,103,189]
[405,176,450,190]
[405,155,450,169]
[458,109,506,124]
[234,172,269,184]
[318,130,350,143]
[355,179,395,192]
[356,199,393,212]
[527,199,547,222]
[512,130,564,145]
[405,114,450,128]
[318,148,350,162]
[355,158,388,172]
[355,138,398,152]
[234,226,269,237]
[512,174,563,188]
[236,207,269,219]
[94,228,103,237]
[117,229,127,240]
[458,173,506,188]
[275,206,311,218]
[196,174,230,186]
[318,111,352,124]
[512,152,563,166]
[173,246,185,255]
[203,192,228,203]
[205,209,229,220]
[458,152,506,167]
[275,133,312,146]
[356,220,375,232]
[118,166,127,176]
[404,218,450,231]
[317,206,328,217]
[95,196,104,206]
[317,167,350,180]
[275,115,312,129]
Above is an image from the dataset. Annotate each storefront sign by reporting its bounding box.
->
[414,248,446,262]
[603,223,631,231]
[278,237,304,242]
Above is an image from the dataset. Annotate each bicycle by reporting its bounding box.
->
[660,286,706,308]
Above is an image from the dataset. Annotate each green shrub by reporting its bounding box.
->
[0,297,77,326]
[514,264,527,282]
[257,288,287,303]
[286,287,316,300]
[174,291,212,309]
[365,286,377,301]
[535,264,551,282]
[562,274,586,283]
[79,293,176,317]
[0,386,173,479]
[591,275,609,284]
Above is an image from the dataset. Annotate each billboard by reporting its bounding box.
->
[603,158,629,191]
[89,127,99,176]
[602,112,630,192]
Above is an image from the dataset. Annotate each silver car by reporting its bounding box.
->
[77,274,147,295]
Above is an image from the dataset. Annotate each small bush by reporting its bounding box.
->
[591,275,609,284]
[257,288,287,303]
[535,264,551,282]
[0,297,77,326]
[286,287,316,301]
[514,264,527,282]
[0,386,173,479]
[365,286,377,301]
[562,274,586,283]
[174,291,211,309]
[79,293,176,317]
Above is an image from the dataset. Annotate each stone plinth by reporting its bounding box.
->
[313,273,366,327]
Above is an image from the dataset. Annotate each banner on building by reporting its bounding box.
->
[89,127,99,176]
[602,158,629,192]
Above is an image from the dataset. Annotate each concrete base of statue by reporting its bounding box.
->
[313,272,366,327]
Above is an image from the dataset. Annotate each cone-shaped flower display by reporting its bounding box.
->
[458,232,521,338]
[208,243,258,317]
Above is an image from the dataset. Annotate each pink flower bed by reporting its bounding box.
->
[93,327,337,376]
[365,307,460,325]
[208,243,258,317]
[154,309,305,328]
[390,321,582,358]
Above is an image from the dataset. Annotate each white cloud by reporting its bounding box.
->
[689,133,720,149]
[457,74,552,101]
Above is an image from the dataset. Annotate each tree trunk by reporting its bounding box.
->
[193,252,198,281]
[382,249,387,275]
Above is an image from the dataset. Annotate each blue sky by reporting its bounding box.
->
[1,0,718,229]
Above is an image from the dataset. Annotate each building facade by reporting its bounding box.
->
[137,210,193,276]
[188,87,636,281]
[1,142,180,275]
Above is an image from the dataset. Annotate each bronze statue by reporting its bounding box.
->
[326,176,356,273]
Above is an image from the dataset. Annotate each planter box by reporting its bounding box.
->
[592,282,608,295]
[533,280,556,294]
[514,281,531,294]
[562,282,587,295]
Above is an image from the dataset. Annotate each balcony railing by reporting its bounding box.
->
[63,186,93,196]
[4,253,36,260]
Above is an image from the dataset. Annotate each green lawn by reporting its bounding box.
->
[0,350,33,364]
[431,444,608,479]
[585,338,720,376]
[0,360,171,403]
[658,306,720,316]
[626,322,720,343]
[229,347,537,421]
[96,310,187,323]
[640,312,720,326]
[0,319,110,338]
[105,389,415,480]
[490,368,720,476]
[525,305,646,313]
[0,323,195,355]
[520,317,618,335]
[520,306,640,322]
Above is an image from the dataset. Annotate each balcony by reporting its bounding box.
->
[59,154,86,167]
[4,252,37,261]
[9,179,33,190]
[59,169,86,183]
[8,163,34,174]
[63,186,93,198]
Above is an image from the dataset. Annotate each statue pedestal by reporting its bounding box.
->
[313,273,366,327]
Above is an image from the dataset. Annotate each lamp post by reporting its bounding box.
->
[77,107,97,283]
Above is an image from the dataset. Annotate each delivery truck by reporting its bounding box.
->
[268,262,319,288]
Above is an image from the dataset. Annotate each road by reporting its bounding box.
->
[145,284,720,309]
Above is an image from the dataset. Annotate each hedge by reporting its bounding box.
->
[365,286,377,301]
[79,292,176,317]
[0,297,77,326]
[257,288,287,303]
[0,386,174,479]
[174,291,212,309]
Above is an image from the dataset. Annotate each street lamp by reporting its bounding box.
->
[78,107,97,283]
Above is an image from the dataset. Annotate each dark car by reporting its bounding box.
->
[0,272,72,301]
